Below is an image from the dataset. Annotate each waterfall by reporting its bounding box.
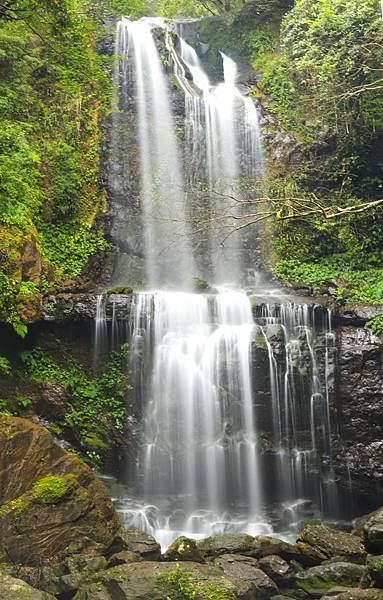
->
[104,17,340,552]
[112,294,337,549]
[114,18,194,287]
[113,17,264,286]
[171,33,264,282]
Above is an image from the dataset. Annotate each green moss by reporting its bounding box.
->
[157,564,237,599]
[31,474,73,504]
[0,496,27,518]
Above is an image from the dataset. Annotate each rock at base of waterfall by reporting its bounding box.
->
[106,528,161,561]
[249,536,305,563]
[163,536,205,562]
[357,507,383,553]
[0,571,55,599]
[259,554,296,585]
[321,589,383,600]
[213,553,278,599]
[367,555,383,587]
[196,532,257,557]
[0,415,121,566]
[296,524,367,564]
[295,562,368,596]
[73,561,239,600]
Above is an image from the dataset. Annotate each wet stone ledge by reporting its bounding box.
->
[42,293,133,322]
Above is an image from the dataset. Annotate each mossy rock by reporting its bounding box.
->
[367,554,383,586]
[360,507,383,554]
[0,415,121,566]
[190,277,210,291]
[163,536,205,562]
[196,532,256,557]
[74,561,238,600]
[295,562,367,596]
[321,589,383,600]
[106,286,133,295]
[297,524,366,565]
[0,571,55,599]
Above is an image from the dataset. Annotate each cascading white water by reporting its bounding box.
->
[112,294,337,549]
[170,33,264,282]
[115,18,194,287]
[105,17,340,552]
[124,290,270,549]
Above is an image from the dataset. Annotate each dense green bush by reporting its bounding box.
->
[19,343,130,465]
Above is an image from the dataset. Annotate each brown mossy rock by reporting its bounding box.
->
[0,415,121,566]
[250,536,305,564]
[259,554,295,585]
[164,536,205,562]
[295,562,368,597]
[296,525,367,565]
[107,528,161,561]
[74,561,239,600]
[359,508,383,554]
[107,550,142,568]
[36,381,69,417]
[367,554,383,587]
[196,532,256,557]
[213,553,279,599]
[37,555,108,596]
[321,589,383,600]
[0,570,54,599]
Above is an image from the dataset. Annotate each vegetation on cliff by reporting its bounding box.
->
[258,0,383,306]
[0,341,130,466]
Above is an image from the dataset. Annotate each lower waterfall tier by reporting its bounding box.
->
[95,289,343,549]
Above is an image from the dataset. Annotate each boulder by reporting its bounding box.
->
[296,525,366,564]
[107,551,142,568]
[164,536,205,562]
[0,415,121,566]
[259,554,295,585]
[367,554,383,586]
[213,554,278,599]
[321,589,383,600]
[361,508,383,553]
[0,571,54,599]
[295,562,367,597]
[74,561,239,600]
[250,536,306,564]
[36,381,68,417]
[107,528,161,561]
[37,555,108,596]
[196,532,256,557]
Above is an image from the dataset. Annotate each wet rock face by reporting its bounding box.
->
[0,572,55,599]
[73,561,239,600]
[295,561,368,596]
[296,524,367,565]
[0,416,121,566]
[361,507,383,554]
[335,327,383,494]
[41,293,133,321]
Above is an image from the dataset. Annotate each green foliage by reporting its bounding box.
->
[0,0,114,326]
[274,255,383,304]
[39,225,110,278]
[261,0,383,278]
[20,343,130,465]
[15,393,32,409]
[367,314,383,338]
[158,564,237,600]
[0,357,11,376]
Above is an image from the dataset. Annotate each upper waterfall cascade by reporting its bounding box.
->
[103,17,342,552]
[113,17,264,287]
